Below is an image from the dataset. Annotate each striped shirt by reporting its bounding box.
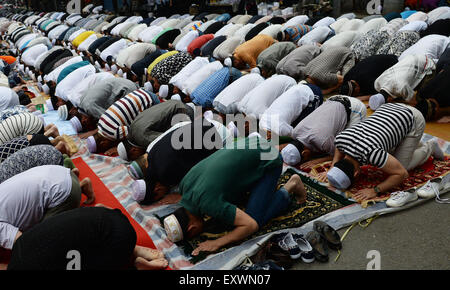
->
[335,103,414,168]
[0,113,43,145]
[97,89,159,141]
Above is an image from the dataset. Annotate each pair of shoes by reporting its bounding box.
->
[386,188,418,208]
[305,221,342,262]
[277,232,315,263]
[235,260,284,270]
[416,174,450,204]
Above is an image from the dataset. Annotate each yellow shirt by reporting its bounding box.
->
[72,31,95,48]
[148,50,179,76]
[233,34,276,68]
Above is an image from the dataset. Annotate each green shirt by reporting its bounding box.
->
[179,137,282,227]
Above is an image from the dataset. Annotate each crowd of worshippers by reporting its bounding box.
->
[0,4,449,270]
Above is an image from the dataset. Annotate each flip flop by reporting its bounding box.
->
[313,220,342,250]
[305,231,329,263]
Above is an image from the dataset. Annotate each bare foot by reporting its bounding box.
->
[283,174,307,204]
[55,141,71,156]
[44,124,60,138]
[135,257,168,270]
[80,177,95,204]
[71,168,80,178]
[134,245,165,261]
[50,136,65,145]
[95,203,114,209]
[437,116,450,124]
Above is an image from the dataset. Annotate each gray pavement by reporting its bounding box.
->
[291,198,450,270]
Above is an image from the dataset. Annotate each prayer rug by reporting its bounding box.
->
[298,155,450,208]
[70,136,192,269]
[178,169,354,263]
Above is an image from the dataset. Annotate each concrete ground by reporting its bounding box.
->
[291,197,450,270]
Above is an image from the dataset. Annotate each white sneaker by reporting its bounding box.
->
[278,232,301,260]
[386,188,418,208]
[416,174,450,204]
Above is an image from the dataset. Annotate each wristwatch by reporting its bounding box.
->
[374,186,381,195]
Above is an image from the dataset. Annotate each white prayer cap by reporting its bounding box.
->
[117,68,123,77]
[327,166,351,189]
[224,57,232,67]
[42,83,50,95]
[86,135,97,153]
[122,72,127,79]
[46,99,54,111]
[250,67,261,74]
[203,110,213,121]
[159,84,169,99]
[131,179,146,202]
[144,81,153,92]
[171,94,181,101]
[117,142,128,160]
[369,93,385,111]
[111,64,118,74]
[104,63,110,71]
[227,121,239,138]
[70,116,82,132]
[281,144,301,165]
[164,214,184,243]
[58,104,68,120]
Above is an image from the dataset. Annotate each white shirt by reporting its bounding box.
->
[398,20,428,32]
[21,43,48,67]
[380,18,408,35]
[298,26,332,46]
[169,56,210,91]
[258,24,282,39]
[213,36,244,60]
[100,38,129,62]
[338,19,364,33]
[159,18,180,30]
[259,84,315,137]
[232,23,255,40]
[358,18,387,35]
[128,23,148,42]
[110,22,129,36]
[182,60,223,96]
[55,64,96,101]
[0,87,19,111]
[213,72,265,114]
[138,25,163,43]
[238,74,297,119]
[0,166,72,250]
[427,6,450,25]
[321,31,360,50]
[214,23,235,37]
[77,33,98,51]
[16,33,37,49]
[375,54,435,102]
[150,17,167,26]
[399,34,450,62]
[330,17,349,33]
[406,11,428,23]
[313,17,336,28]
[44,55,83,83]
[48,24,69,40]
[281,15,309,30]
[68,28,86,42]
[175,30,199,52]
[115,43,156,68]
[67,72,114,107]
